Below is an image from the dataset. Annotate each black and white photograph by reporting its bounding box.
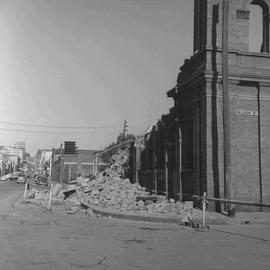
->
[0,0,270,269]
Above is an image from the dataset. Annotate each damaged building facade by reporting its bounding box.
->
[138,0,270,211]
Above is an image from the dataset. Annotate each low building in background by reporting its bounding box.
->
[51,141,104,183]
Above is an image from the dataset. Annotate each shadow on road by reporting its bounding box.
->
[211,228,270,243]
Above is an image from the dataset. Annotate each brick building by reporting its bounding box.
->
[51,142,104,183]
[139,0,270,211]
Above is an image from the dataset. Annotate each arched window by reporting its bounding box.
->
[249,0,269,53]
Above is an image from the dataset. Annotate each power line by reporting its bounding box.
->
[0,127,114,134]
[0,121,121,129]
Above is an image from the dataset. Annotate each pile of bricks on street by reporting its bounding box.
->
[27,148,193,218]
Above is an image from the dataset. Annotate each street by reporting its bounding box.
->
[0,181,269,270]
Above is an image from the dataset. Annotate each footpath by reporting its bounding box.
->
[79,199,270,226]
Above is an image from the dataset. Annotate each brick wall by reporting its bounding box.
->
[195,0,270,53]
[231,83,260,200]
[259,85,270,202]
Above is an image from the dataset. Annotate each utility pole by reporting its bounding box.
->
[123,120,128,138]
[222,0,235,216]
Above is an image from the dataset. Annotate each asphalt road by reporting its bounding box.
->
[0,181,270,270]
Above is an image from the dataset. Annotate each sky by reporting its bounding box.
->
[0,0,194,155]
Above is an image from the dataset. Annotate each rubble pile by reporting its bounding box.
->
[79,175,149,211]
[27,147,193,217]
[27,188,49,200]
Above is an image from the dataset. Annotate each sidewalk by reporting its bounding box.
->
[80,200,270,226]
[24,195,270,226]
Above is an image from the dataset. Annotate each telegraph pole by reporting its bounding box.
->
[123,120,128,138]
[222,0,235,215]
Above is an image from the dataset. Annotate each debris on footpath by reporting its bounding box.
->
[27,147,193,219]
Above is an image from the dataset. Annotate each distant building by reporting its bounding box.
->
[0,146,24,175]
[15,141,26,150]
[35,149,52,176]
[26,157,36,175]
[51,142,104,183]
[1,146,24,161]
[0,153,4,176]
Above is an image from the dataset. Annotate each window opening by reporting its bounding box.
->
[249,0,269,53]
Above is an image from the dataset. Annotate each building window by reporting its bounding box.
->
[249,0,269,53]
